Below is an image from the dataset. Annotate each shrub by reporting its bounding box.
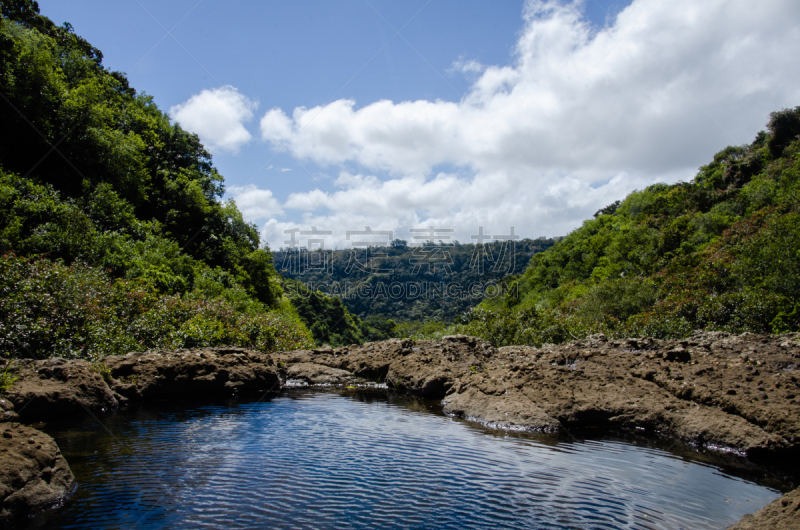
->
[0,254,313,360]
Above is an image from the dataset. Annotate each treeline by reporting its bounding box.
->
[0,2,315,358]
[411,107,800,345]
[275,238,556,322]
[282,279,397,346]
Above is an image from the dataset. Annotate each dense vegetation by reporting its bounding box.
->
[0,2,315,359]
[413,108,800,345]
[276,238,555,322]
[2,2,798,357]
[282,279,396,346]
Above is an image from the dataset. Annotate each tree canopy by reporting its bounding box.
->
[410,107,800,345]
[0,2,317,358]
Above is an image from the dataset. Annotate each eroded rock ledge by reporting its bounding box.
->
[1,333,799,528]
[279,333,800,461]
[1,346,280,525]
[278,332,800,530]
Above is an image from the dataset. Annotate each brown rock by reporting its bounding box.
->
[283,362,362,386]
[727,486,800,529]
[0,422,74,526]
[5,358,119,423]
[104,347,281,400]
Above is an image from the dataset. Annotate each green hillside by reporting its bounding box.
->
[416,108,800,346]
[275,238,556,322]
[3,2,798,356]
[0,2,317,358]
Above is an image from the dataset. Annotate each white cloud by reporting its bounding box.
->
[250,0,800,249]
[227,184,284,220]
[449,56,486,76]
[171,86,257,153]
[260,0,799,177]
[260,108,293,145]
[249,167,663,250]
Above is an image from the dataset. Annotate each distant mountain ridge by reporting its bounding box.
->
[275,238,557,323]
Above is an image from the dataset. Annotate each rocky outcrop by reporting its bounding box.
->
[3,348,282,425]
[277,335,494,398]
[4,358,120,423]
[283,362,363,386]
[0,422,75,526]
[104,347,281,400]
[2,334,799,527]
[278,332,800,463]
[442,332,800,463]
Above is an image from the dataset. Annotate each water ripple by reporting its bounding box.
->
[40,390,782,530]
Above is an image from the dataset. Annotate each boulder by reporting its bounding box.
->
[0,422,74,526]
[5,358,119,423]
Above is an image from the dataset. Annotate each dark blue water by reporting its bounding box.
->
[40,390,783,529]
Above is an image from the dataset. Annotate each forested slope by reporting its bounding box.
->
[276,238,555,322]
[421,108,800,346]
[0,2,316,359]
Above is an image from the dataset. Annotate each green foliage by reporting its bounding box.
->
[360,315,398,342]
[0,254,313,359]
[394,320,449,341]
[275,238,555,323]
[0,6,280,307]
[0,4,313,359]
[0,361,18,393]
[283,279,373,347]
[413,108,800,346]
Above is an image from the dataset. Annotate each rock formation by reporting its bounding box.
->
[2,333,799,528]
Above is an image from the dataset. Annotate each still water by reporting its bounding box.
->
[40,389,784,529]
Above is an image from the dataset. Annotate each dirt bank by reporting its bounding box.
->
[2,334,799,527]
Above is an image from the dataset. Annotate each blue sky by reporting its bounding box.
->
[37,1,800,249]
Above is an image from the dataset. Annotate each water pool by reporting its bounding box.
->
[38,389,785,529]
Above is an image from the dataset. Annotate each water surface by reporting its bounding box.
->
[40,390,784,529]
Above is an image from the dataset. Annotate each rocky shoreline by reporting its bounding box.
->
[2,332,799,528]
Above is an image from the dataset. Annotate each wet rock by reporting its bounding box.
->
[0,422,74,526]
[442,386,560,432]
[4,359,119,423]
[0,398,17,423]
[283,363,362,386]
[727,486,800,529]
[104,347,281,400]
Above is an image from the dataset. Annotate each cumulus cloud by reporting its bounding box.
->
[261,0,799,176]
[251,0,800,249]
[227,184,284,220]
[171,86,257,153]
[251,167,663,250]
